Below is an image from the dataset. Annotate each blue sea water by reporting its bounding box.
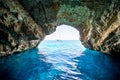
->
[0,40,120,80]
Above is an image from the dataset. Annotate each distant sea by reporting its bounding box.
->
[0,40,120,80]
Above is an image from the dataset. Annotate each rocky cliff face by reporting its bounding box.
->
[0,0,45,56]
[80,0,120,55]
[0,0,120,56]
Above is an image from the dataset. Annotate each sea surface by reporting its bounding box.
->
[0,40,120,80]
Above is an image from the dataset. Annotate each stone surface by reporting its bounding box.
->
[0,0,45,56]
[0,0,120,56]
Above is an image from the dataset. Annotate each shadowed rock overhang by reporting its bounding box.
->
[0,0,120,56]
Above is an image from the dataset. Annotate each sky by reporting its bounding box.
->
[45,24,79,40]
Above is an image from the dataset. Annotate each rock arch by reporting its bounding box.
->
[0,0,120,56]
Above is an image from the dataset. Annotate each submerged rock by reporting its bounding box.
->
[0,0,120,56]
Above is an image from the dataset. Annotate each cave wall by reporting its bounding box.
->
[0,0,45,56]
[80,0,120,54]
[0,0,120,56]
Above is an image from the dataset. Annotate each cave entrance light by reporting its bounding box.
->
[44,24,80,40]
[38,24,85,54]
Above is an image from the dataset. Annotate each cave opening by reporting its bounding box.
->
[44,24,80,40]
[38,24,86,58]
[39,24,85,52]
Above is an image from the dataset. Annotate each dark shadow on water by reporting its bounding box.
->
[75,49,120,80]
[0,48,120,80]
[0,48,52,80]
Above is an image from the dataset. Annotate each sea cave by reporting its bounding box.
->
[0,0,120,80]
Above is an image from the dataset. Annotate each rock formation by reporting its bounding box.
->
[0,0,120,56]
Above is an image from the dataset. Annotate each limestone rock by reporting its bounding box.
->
[0,0,120,56]
[0,0,45,56]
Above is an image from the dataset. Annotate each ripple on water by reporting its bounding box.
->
[0,40,120,80]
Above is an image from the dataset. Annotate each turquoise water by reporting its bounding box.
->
[0,40,120,80]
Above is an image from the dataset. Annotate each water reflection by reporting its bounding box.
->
[0,41,120,80]
[0,48,51,80]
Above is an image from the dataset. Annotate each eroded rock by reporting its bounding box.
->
[0,0,120,56]
[0,0,45,56]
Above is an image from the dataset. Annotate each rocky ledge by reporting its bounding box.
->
[0,0,120,56]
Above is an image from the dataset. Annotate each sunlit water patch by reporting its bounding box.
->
[0,40,120,80]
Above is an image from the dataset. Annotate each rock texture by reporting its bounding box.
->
[0,0,45,56]
[80,0,120,55]
[0,0,120,56]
